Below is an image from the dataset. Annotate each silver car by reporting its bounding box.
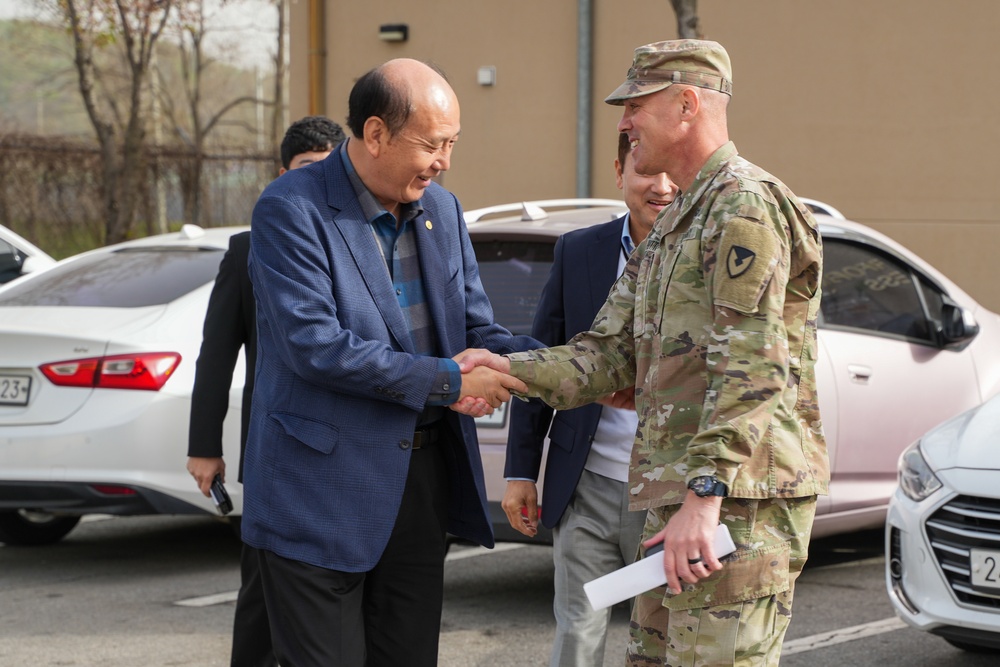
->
[466,199,1000,544]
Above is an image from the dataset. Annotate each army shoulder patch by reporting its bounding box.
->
[714,216,779,314]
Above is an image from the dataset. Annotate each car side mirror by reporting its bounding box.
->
[20,256,45,275]
[938,299,979,349]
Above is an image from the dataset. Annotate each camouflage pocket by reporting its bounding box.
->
[663,541,791,611]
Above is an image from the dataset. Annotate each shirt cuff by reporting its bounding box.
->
[425,358,462,406]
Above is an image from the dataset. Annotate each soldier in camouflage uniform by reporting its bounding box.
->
[460,40,828,665]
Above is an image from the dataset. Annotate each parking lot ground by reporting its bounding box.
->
[2,518,997,666]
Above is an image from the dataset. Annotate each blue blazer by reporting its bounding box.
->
[504,216,625,529]
[242,143,533,571]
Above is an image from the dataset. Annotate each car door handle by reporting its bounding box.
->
[847,364,872,384]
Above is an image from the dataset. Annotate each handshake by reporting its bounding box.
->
[449,349,522,418]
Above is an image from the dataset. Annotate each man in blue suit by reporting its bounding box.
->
[187,115,345,667]
[242,58,532,667]
[503,133,677,667]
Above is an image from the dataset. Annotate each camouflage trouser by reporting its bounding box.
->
[625,496,817,667]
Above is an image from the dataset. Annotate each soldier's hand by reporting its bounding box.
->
[501,480,539,537]
[453,348,511,374]
[650,493,725,594]
[457,365,527,408]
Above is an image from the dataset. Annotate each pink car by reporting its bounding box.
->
[466,199,1000,543]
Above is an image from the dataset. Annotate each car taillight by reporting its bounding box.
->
[39,352,181,391]
[90,484,138,495]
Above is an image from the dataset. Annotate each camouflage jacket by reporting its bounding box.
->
[507,142,829,509]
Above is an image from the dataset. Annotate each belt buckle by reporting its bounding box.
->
[412,425,438,450]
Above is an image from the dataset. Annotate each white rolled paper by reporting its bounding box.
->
[583,523,737,610]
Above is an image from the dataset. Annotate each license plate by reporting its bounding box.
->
[969,548,1000,591]
[0,374,32,406]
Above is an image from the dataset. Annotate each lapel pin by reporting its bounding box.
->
[425,220,433,230]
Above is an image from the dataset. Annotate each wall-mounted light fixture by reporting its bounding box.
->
[477,66,496,87]
[379,24,408,42]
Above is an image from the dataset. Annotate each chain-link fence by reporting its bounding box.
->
[0,133,277,258]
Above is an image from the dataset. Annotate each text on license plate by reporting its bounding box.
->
[0,374,32,406]
[970,548,1000,591]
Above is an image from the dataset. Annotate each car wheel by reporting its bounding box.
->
[944,638,996,654]
[0,510,82,546]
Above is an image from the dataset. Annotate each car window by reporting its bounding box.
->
[820,239,935,343]
[472,240,555,335]
[0,246,225,307]
[0,238,22,283]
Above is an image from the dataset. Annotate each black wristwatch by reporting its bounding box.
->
[687,475,728,498]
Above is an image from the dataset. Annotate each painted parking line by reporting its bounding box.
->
[175,590,239,608]
[173,542,526,607]
[782,616,907,655]
[445,542,525,562]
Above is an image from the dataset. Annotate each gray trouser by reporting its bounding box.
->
[550,469,647,667]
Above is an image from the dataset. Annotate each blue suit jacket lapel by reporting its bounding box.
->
[324,151,414,354]
[413,209,454,356]
[586,216,625,315]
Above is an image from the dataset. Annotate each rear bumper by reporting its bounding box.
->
[0,480,208,516]
[0,389,243,515]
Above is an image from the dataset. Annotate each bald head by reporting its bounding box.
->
[345,58,461,218]
[346,59,457,138]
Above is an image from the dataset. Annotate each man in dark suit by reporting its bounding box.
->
[186,115,346,667]
[242,58,532,667]
[503,133,677,667]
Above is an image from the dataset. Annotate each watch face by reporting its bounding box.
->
[689,476,721,496]
[690,476,712,494]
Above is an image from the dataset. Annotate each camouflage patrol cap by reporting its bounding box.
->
[605,39,733,105]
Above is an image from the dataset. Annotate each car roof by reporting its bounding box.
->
[464,198,977,308]
[0,225,251,299]
[465,199,628,239]
[101,224,250,251]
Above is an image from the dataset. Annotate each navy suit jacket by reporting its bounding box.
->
[242,143,534,571]
[505,216,626,529]
[187,232,256,481]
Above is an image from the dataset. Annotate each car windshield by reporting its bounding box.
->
[0,246,225,307]
[472,239,554,335]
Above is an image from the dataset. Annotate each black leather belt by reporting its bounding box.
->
[412,424,441,450]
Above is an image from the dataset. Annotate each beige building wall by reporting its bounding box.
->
[288,0,1000,312]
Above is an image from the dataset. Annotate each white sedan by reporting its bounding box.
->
[0,225,247,544]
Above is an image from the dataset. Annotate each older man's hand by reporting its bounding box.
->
[598,386,636,410]
[449,349,523,417]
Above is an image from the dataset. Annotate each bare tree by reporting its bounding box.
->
[269,0,286,157]
[670,0,701,39]
[155,0,258,225]
[59,0,174,245]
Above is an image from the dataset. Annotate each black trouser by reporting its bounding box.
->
[231,543,277,667]
[258,433,450,667]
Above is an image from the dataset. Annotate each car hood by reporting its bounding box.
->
[920,392,1000,472]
